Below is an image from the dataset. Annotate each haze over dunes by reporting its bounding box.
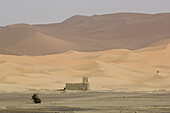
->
[1,13,170,55]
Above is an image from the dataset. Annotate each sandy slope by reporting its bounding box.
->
[1,13,170,55]
[1,13,170,92]
[0,40,170,92]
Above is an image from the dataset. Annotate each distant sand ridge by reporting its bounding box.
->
[1,13,170,55]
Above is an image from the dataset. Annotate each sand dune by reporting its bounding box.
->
[0,13,170,92]
[0,41,170,92]
[1,13,170,55]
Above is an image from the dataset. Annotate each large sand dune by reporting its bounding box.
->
[0,13,170,92]
[1,13,170,55]
[0,40,170,92]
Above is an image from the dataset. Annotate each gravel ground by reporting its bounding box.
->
[0,91,170,113]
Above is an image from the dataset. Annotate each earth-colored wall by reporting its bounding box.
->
[66,83,90,91]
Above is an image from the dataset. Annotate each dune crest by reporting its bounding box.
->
[0,42,170,92]
[0,13,170,92]
[1,13,170,55]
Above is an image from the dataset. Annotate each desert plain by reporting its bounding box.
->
[0,91,170,113]
[0,44,170,112]
[1,13,170,112]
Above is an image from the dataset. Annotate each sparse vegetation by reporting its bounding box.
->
[31,93,41,104]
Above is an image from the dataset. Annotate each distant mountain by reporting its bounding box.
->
[0,13,170,55]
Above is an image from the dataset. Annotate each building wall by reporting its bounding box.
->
[66,83,90,91]
[83,77,88,84]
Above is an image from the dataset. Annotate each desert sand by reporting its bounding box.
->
[0,39,170,92]
[0,13,170,113]
[1,13,170,55]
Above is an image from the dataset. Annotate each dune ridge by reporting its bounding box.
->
[1,13,170,55]
[0,41,170,92]
[0,13,170,92]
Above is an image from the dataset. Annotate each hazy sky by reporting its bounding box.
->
[0,0,170,26]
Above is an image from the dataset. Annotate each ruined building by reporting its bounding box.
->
[66,77,90,91]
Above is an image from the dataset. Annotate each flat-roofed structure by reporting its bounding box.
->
[66,77,90,91]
